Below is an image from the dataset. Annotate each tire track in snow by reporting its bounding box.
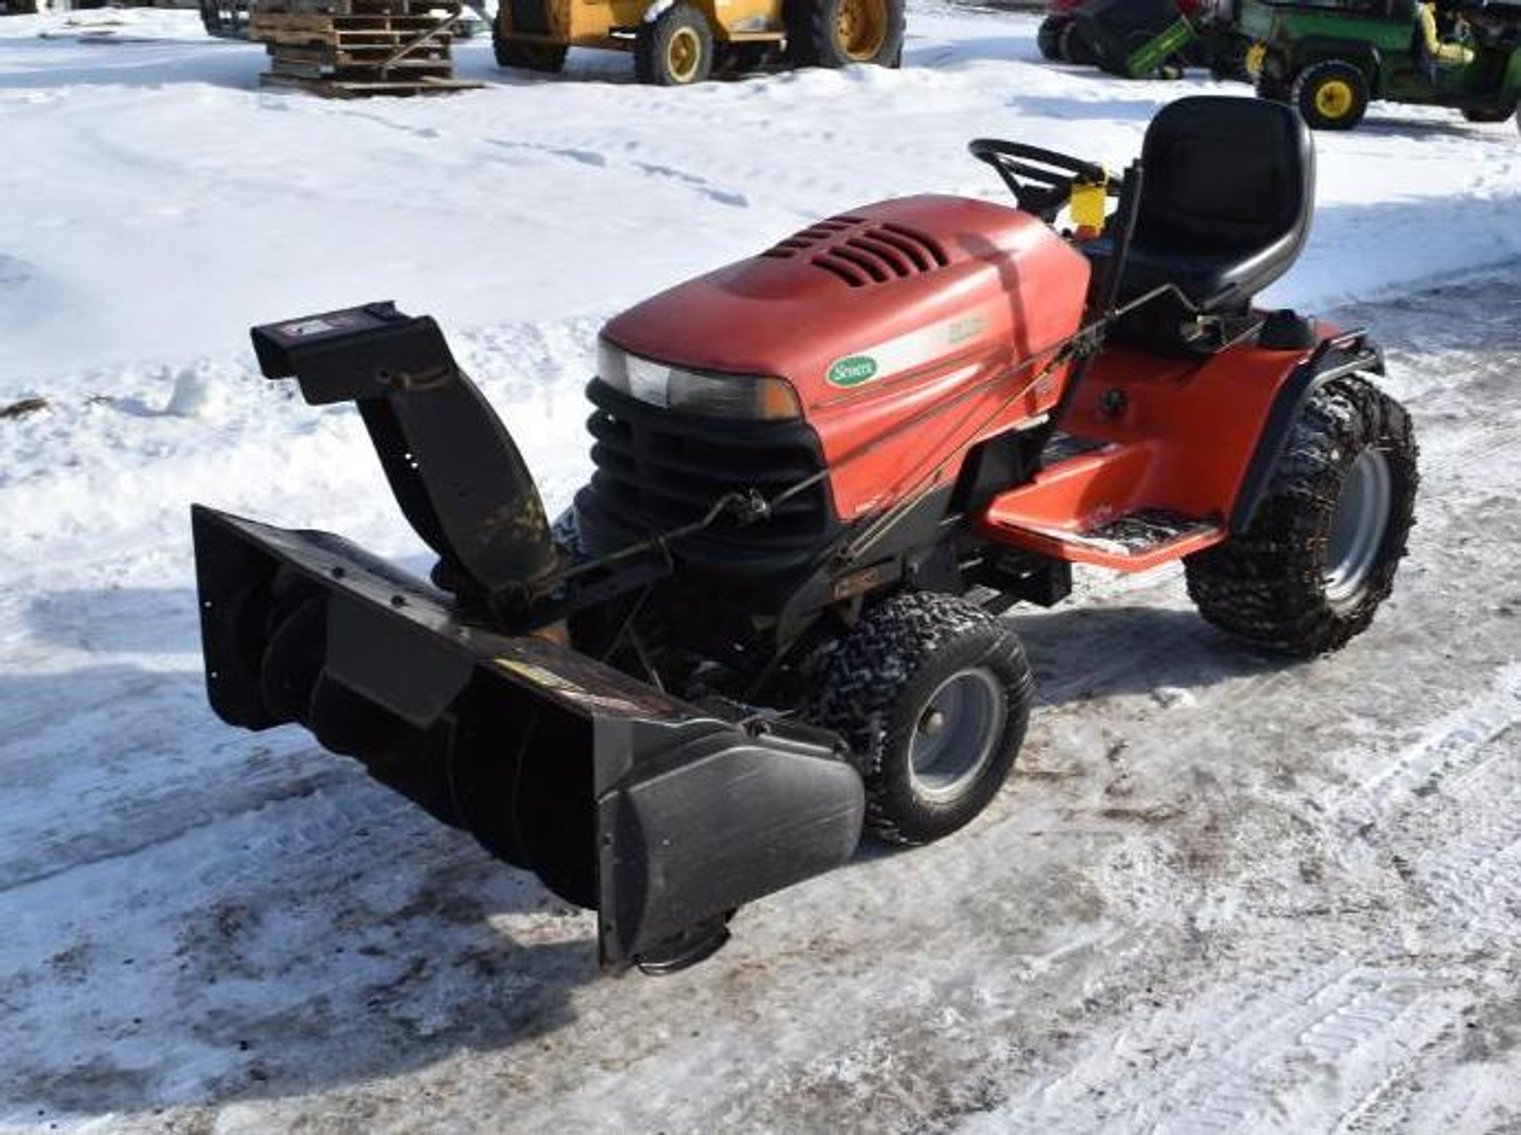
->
[1122,675,1521,1133]
[1322,663,1521,827]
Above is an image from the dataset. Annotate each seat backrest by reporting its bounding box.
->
[1134,96,1315,272]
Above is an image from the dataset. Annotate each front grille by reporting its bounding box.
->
[580,380,838,571]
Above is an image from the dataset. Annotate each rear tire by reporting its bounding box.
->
[806,592,1032,845]
[1292,60,1369,130]
[1184,374,1418,657]
[635,4,715,85]
[785,0,905,68]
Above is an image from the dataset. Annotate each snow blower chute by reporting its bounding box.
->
[194,97,1418,972]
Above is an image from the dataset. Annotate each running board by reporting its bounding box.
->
[978,442,1226,570]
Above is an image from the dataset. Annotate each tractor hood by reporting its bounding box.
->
[600,195,1091,411]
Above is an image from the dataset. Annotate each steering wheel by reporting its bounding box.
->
[968,139,1113,223]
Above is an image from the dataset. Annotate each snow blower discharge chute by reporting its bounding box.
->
[194,97,1418,973]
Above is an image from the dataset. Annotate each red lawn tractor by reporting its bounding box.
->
[193,97,1417,972]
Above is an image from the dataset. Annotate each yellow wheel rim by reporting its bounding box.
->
[835,0,888,62]
[666,25,702,82]
[1314,78,1355,119]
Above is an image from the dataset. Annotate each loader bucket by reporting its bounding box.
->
[193,505,865,969]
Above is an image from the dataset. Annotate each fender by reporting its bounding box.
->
[1294,36,1383,83]
[1230,329,1385,532]
[994,324,1383,565]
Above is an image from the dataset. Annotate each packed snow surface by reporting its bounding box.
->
[2,6,1520,1132]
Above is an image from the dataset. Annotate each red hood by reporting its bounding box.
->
[600,195,1090,412]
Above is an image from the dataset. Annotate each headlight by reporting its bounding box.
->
[597,340,800,421]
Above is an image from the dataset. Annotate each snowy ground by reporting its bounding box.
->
[3,6,1521,1133]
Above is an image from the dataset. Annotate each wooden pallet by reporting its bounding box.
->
[269,59,456,79]
[253,0,459,17]
[250,4,477,97]
[269,41,453,66]
[260,73,483,96]
[250,13,454,47]
[251,10,456,29]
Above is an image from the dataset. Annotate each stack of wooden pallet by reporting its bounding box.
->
[249,0,483,98]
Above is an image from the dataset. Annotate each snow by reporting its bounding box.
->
[2,5,1521,1132]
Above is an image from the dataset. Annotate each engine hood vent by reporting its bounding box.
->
[761,214,950,288]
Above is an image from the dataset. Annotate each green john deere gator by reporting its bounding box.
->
[1241,0,1521,129]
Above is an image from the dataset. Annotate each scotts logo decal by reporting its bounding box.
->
[827,355,878,387]
[823,311,996,394]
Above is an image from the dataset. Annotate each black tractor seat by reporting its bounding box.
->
[1086,96,1316,350]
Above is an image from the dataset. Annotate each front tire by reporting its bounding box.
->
[635,4,715,85]
[1293,60,1369,130]
[807,592,1033,845]
[1185,374,1418,657]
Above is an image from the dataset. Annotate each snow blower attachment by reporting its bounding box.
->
[194,97,1418,972]
[194,305,864,972]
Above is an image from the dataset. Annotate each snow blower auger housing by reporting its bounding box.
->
[194,96,1418,972]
